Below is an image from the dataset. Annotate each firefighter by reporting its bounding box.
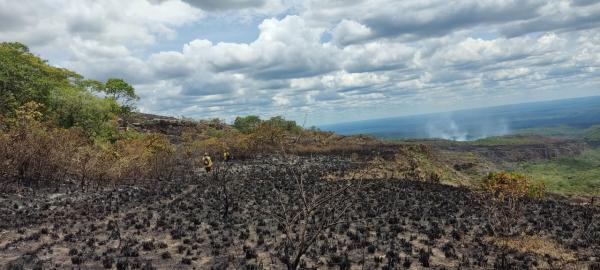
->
[223,150,231,162]
[202,153,213,172]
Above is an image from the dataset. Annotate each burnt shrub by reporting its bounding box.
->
[367,244,376,253]
[161,252,171,259]
[116,259,129,270]
[71,256,83,265]
[403,256,412,268]
[419,248,431,267]
[102,256,114,269]
[142,240,155,251]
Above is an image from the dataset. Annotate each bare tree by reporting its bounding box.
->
[207,162,235,220]
[578,197,599,250]
[251,158,368,270]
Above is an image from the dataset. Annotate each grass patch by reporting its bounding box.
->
[582,125,600,141]
[515,149,600,195]
[516,124,600,141]
[489,236,576,261]
[471,135,543,145]
[516,125,584,138]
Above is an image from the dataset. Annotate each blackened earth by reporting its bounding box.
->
[1,155,598,269]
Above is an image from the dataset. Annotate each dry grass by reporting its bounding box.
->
[489,235,576,261]
[323,146,472,186]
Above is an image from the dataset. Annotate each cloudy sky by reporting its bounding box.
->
[1,0,600,125]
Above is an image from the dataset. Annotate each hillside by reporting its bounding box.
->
[2,154,599,269]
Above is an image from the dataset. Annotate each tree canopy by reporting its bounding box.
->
[103,78,139,113]
[234,115,262,134]
[0,42,137,139]
[0,42,80,116]
[234,115,302,135]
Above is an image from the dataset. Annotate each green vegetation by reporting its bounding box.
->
[234,115,302,134]
[0,41,135,140]
[516,125,583,138]
[471,135,543,145]
[0,42,166,190]
[516,124,600,142]
[582,125,600,141]
[101,78,139,114]
[483,172,546,199]
[1,42,77,116]
[516,149,600,195]
[50,86,119,138]
[233,115,262,133]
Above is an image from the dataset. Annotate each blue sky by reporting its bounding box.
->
[1,0,599,125]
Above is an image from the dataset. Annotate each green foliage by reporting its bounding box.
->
[206,127,225,138]
[517,125,584,138]
[582,125,600,141]
[484,172,545,199]
[234,115,261,133]
[102,78,139,113]
[484,172,529,198]
[527,181,546,199]
[49,87,119,138]
[0,42,81,116]
[0,42,174,189]
[233,115,302,135]
[265,116,302,134]
[516,149,600,195]
[471,135,541,145]
[515,124,600,142]
[0,42,141,141]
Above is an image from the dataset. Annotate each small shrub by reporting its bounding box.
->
[482,172,546,237]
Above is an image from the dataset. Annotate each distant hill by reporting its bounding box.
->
[320,96,600,141]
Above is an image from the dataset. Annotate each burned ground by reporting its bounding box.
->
[1,154,599,269]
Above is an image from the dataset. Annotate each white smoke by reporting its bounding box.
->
[426,116,510,141]
[426,120,469,141]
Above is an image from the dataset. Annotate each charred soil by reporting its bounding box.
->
[1,153,598,269]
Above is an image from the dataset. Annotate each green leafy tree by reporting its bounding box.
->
[49,87,119,138]
[0,42,127,141]
[102,78,139,113]
[233,115,262,134]
[0,42,80,116]
[266,116,302,134]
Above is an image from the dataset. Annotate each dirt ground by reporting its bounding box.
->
[1,154,599,269]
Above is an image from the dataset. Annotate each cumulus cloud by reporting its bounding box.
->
[500,1,600,37]
[331,20,373,46]
[175,16,339,80]
[182,0,266,10]
[1,0,600,124]
[305,0,546,44]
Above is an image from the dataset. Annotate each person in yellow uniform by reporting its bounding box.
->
[223,150,231,162]
[202,153,213,172]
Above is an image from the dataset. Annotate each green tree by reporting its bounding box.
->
[49,87,119,138]
[233,115,262,134]
[266,116,302,134]
[0,42,80,116]
[0,42,125,140]
[102,78,139,113]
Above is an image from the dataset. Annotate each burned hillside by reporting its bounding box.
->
[1,153,599,269]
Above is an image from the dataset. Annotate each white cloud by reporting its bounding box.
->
[1,0,600,124]
[331,20,373,46]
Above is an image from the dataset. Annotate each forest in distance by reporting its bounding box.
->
[321,96,600,141]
